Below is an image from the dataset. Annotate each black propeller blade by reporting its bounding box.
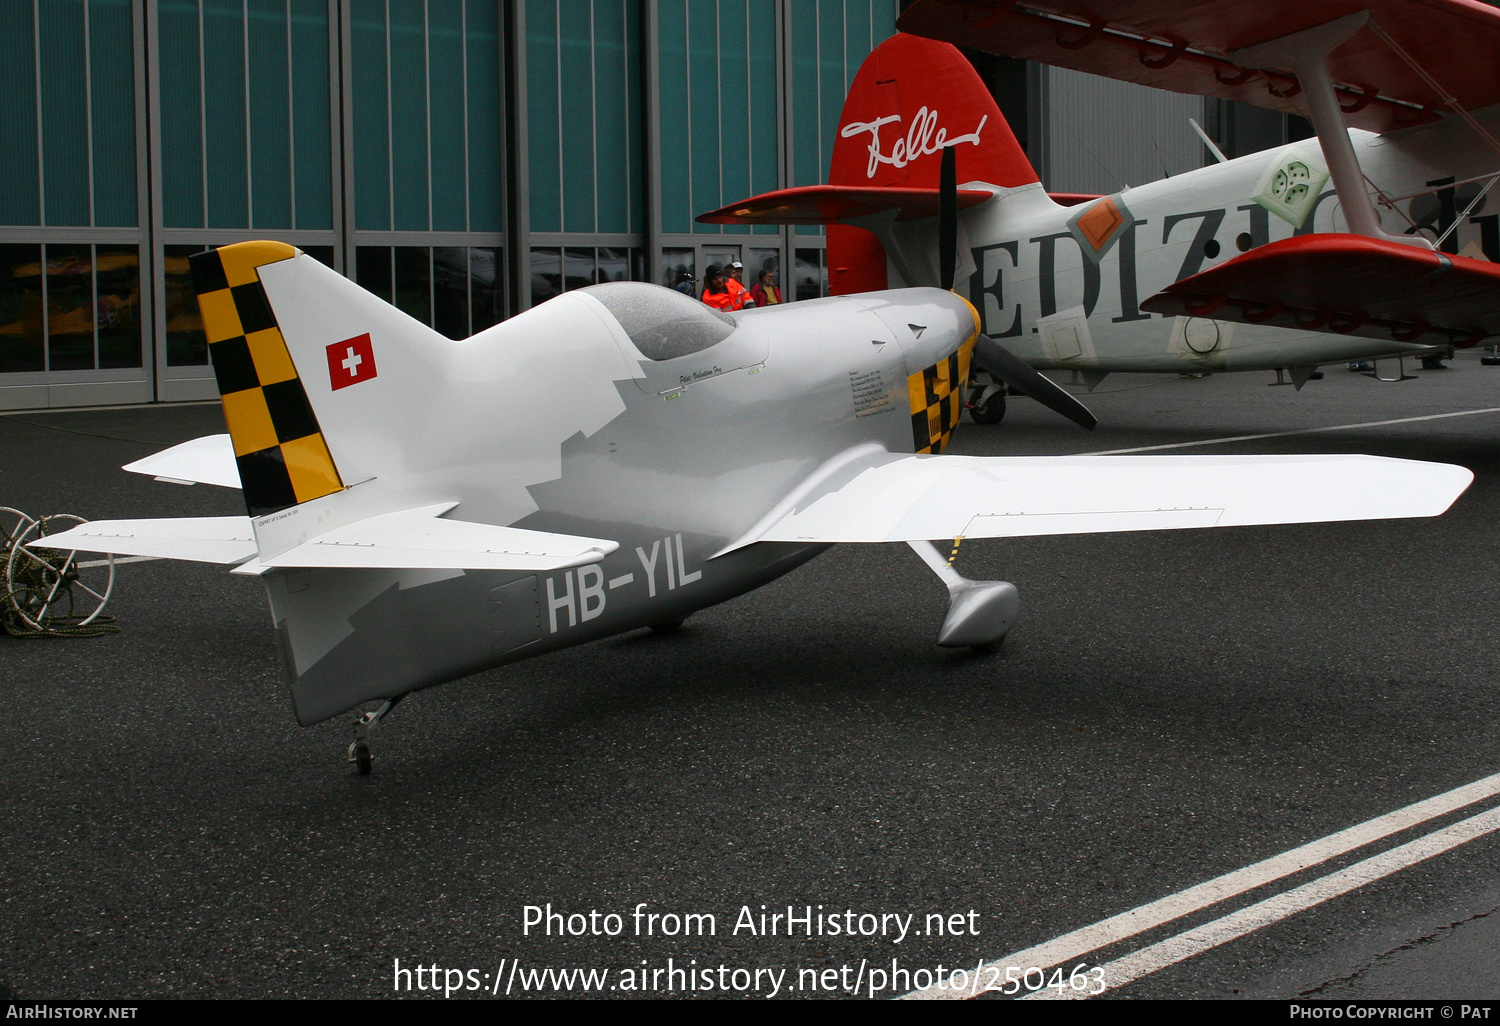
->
[939,144,957,291]
[972,333,1098,432]
[936,143,1094,431]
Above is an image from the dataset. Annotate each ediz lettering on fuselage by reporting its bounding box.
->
[698,7,1500,381]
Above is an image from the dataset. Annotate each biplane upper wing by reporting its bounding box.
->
[1140,233,1500,348]
[897,0,1500,133]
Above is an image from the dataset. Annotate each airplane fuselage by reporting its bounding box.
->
[953,109,1500,374]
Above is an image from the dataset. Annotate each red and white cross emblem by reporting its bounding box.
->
[326,333,377,390]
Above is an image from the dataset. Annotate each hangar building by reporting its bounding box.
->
[0,0,1308,411]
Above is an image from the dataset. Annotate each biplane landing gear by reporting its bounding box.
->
[348,694,405,776]
[908,540,1019,652]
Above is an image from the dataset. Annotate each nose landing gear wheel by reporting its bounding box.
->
[967,389,1006,424]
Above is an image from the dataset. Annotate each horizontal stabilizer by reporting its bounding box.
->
[697,185,993,226]
[262,504,619,571]
[898,0,1500,133]
[122,434,241,488]
[741,452,1471,545]
[1141,234,1500,347]
[37,517,256,564]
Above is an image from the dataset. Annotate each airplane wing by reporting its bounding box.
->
[696,184,994,225]
[1140,233,1500,347]
[897,0,1500,133]
[728,451,1470,546]
[31,517,257,564]
[37,504,619,572]
[122,434,241,488]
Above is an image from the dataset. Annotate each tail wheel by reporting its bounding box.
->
[4,514,115,632]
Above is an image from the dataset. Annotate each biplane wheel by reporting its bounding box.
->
[351,740,373,776]
[968,390,1006,424]
[5,514,114,631]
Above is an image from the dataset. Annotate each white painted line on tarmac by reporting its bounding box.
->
[1026,804,1500,1000]
[1081,406,1500,456]
[76,555,159,568]
[903,770,1500,1000]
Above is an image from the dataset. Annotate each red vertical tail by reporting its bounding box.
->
[828,33,1036,295]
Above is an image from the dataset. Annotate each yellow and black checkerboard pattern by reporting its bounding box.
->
[190,241,344,519]
[907,337,975,454]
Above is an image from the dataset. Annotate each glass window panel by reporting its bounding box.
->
[747,247,779,279]
[592,0,630,234]
[469,247,502,332]
[158,0,204,229]
[795,247,824,302]
[0,4,39,226]
[427,1,467,233]
[596,247,628,283]
[46,244,95,371]
[163,243,209,365]
[302,245,336,269]
[624,4,644,235]
[389,0,430,231]
[88,0,137,227]
[433,246,469,339]
[687,5,720,234]
[558,1,596,233]
[660,247,694,290]
[351,0,390,230]
[530,246,560,308]
[203,0,248,228]
[0,245,45,373]
[563,247,595,291]
[356,245,393,303]
[290,0,332,229]
[393,245,431,324]
[525,0,561,233]
[817,0,845,190]
[465,0,502,232]
[95,245,141,368]
[247,0,292,229]
[39,0,90,227]
[655,0,689,234]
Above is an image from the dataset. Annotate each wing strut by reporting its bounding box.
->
[1228,13,1424,250]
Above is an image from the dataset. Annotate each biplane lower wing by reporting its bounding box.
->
[1141,233,1500,348]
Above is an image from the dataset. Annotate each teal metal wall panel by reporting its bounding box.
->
[159,1,205,228]
[558,1,597,234]
[202,0,248,228]
[657,0,689,234]
[289,0,332,229]
[39,0,90,227]
[352,0,390,230]
[427,1,467,232]
[389,0,430,231]
[0,4,40,226]
[465,0,502,233]
[89,0,137,227]
[525,0,561,233]
[247,0,293,229]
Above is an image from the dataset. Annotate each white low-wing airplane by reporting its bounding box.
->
[699,2,1500,414]
[34,241,1470,770]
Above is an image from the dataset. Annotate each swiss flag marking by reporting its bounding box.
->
[327,333,377,390]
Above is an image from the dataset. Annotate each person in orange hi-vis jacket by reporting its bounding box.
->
[700,264,736,312]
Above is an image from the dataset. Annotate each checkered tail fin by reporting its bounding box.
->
[191,242,345,519]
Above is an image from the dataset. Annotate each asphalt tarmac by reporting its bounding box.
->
[2,351,1499,1001]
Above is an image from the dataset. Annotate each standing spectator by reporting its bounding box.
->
[700,264,736,312]
[750,269,782,307]
[674,270,698,295]
[725,261,753,309]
